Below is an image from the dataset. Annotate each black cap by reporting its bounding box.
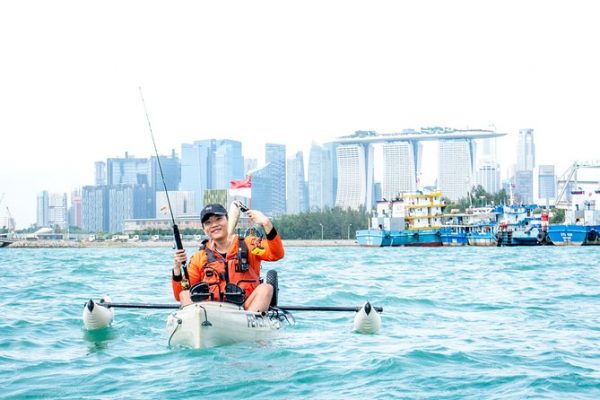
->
[200,204,228,224]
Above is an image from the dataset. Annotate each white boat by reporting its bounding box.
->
[166,301,291,348]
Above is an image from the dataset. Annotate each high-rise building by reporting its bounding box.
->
[180,140,214,214]
[108,184,153,233]
[513,170,534,204]
[265,143,286,216]
[69,188,82,228]
[150,151,180,191]
[156,191,196,218]
[286,151,308,214]
[476,160,501,194]
[180,139,244,213]
[37,191,49,227]
[95,161,106,186]
[149,151,181,218]
[82,186,109,233]
[308,143,334,210]
[513,128,536,204]
[214,140,244,189]
[438,140,476,201]
[517,129,535,171]
[37,191,68,228]
[106,152,149,186]
[382,141,419,199]
[250,164,271,214]
[538,165,556,201]
[335,144,373,210]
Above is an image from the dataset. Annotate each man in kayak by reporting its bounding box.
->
[171,203,284,312]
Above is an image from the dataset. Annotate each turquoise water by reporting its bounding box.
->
[1,246,599,399]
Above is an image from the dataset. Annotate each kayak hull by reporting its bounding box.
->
[166,301,286,348]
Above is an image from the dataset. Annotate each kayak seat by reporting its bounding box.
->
[190,282,213,302]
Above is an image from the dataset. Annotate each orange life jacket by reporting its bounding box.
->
[198,237,260,302]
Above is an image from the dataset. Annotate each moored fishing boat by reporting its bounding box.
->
[440,207,499,247]
[357,191,443,247]
[165,301,291,349]
[548,187,600,246]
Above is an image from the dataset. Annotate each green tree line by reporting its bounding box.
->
[272,207,368,240]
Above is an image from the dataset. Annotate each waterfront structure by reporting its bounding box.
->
[95,161,106,186]
[538,165,556,202]
[438,139,476,201]
[382,141,420,199]
[286,151,308,214]
[82,185,109,233]
[156,191,196,218]
[308,143,334,211]
[330,128,506,209]
[335,143,373,210]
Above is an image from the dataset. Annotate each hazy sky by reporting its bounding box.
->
[1,0,599,228]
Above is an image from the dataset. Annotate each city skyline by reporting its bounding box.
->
[2,1,600,227]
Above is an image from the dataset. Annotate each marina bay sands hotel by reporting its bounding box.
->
[329,128,506,210]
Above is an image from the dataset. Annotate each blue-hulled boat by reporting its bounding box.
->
[548,188,600,246]
[357,191,444,247]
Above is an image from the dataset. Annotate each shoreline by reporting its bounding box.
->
[3,239,358,248]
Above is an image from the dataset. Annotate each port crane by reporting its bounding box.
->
[555,160,600,209]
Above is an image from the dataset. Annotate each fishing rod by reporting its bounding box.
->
[138,87,189,288]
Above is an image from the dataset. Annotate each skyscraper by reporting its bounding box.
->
[108,184,153,233]
[517,129,535,171]
[82,186,109,233]
[335,144,373,210]
[308,143,334,210]
[265,143,286,216]
[180,139,244,213]
[149,150,180,218]
[95,161,106,186]
[476,160,501,194]
[286,151,308,214]
[438,139,476,201]
[538,165,556,201]
[37,191,49,227]
[513,128,535,204]
[382,141,419,199]
[37,191,68,228]
[180,140,214,214]
[214,140,244,189]
[69,188,82,228]
[106,152,149,186]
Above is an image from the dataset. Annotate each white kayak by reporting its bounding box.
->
[166,301,292,349]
